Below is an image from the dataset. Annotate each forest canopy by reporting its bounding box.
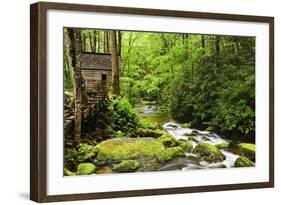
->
[64,29,255,139]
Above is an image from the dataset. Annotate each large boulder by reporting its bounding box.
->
[113,160,141,172]
[76,163,96,175]
[237,143,256,161]
[234,156,255,167]
[193,143,226,162]
[156,147,186,163]
[93,137,165,162]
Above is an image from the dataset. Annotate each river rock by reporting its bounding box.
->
[157,158,188,171]
[205,125,215,132]
[113,160,141,172]
[156,147,186,163]
[192,143,226,162]
[176,140,193,152]
[158,135,177,147]
[234,156,255,167]
[96,166,113,174]
[215,142,230,149]
[76,163,96,175]
[64,168,75,176]
[186,135,198,142]
[237,143,256,161]
[136,128,165,138]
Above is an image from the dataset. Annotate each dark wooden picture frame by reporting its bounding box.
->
[30,1,274,202]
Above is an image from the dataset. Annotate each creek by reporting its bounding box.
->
[136,104,241,171]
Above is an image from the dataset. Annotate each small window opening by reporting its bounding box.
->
[101,74,107,80]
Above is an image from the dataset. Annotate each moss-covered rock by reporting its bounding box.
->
[138,118,159,129]
[202,136,210,141]
[205,125,214,132]
[76,163,96,175]
[176,140,193,152]
[179,122,192,128]
[136,128,165,138]
[158,135,177,147]
[156,147,186,163]
[94,137,165,162]
[186,135,198,142]
[234,156,255,167]
[193,143,226,162]
[113,160,141,172]
[215,142,229,149]
[64,168,75,176]
[237,143,256,161]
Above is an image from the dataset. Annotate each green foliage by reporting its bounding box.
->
[108,96,137,133]
[137,118,158,129]
[64,28,256,140]
[64,143,97,171]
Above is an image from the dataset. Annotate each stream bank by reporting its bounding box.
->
[64,101,256,176]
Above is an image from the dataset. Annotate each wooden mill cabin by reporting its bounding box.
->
[64,52,121,138]
[81,52,121,97]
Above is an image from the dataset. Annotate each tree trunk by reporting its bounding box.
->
[106,31,110,53]
[201,35,205,55]
[117,31,122,56]
[64,29,74,90]
[104,31,107,53]
[214,36,220,67]
[215,36,220,56]
[81,31,86,52]
[110,31,120,95]
[97,31,100,53]
[213,36,220,78]
[89,32,94,52]
[68,28,83,146]
[93,31,97,53]
[234,37,240,80]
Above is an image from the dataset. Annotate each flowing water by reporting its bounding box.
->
[137,104,240,171]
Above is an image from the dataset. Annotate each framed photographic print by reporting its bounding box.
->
[30,1,274,202]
